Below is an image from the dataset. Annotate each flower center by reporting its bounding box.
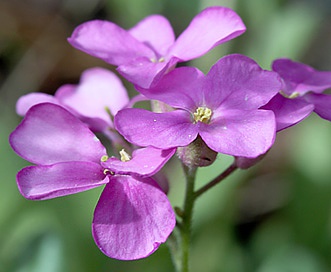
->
[193,107,212,124]
[119,149,131,162]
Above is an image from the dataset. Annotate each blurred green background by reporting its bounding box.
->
[1,0,331,271]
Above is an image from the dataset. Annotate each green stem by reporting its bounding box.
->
[171,162,238,271]
[180,165,197,272]
[194,162,238,199]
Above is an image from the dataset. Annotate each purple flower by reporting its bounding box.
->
[263,58,331,131]
[68,6,246,88]
[16,67,129,132]
[115,54,281,158]
[9,103,176,260]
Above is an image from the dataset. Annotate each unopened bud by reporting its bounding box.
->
[151,100,173,113]
[235,153,267,169]
[177,136,217,168]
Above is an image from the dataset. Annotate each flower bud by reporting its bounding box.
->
[152,171,169,194]
[234,153,267,169]
[177,136,217,168]
[151,100,173,113]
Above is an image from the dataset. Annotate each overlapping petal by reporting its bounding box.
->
[137,66,205,111]
[92,175,176,260]
[305,93,331,121]
[16,92,62,116]
[16,67,130,132]
[101,146,176,177]
[205,54,281,110]
[57,67,129,128]
[117,57,170,89]
[128,15,175,56]
[114,108,198,148]
[9,103,106,165]
[199,109,276,157]
[68,20,155,65]
[262,94,314,131]
[170,6,246,61]
[68,7,246,89]
[272,58,331,95]
[17,162,108,200]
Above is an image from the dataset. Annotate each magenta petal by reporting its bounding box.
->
[137,66,205,111]
[10,103,106,165]
[101,147,176,177]
[263,94,314,131]
[92,175,175,260]
[129,15,175,56]
[117,57,169,89]
[17,162,108,200]
[272,58,331,95]
[68,20,155,65]
[115,108,198,148]
[305,93,331,121]
[200,109,276,157]
[170,6,246,61]
[205,54,281,110]
[16,93,61,116]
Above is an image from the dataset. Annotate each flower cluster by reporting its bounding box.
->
[9,6,331,261]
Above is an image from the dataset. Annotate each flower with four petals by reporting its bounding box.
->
[10,103,176,260]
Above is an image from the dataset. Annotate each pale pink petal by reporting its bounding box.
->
[17,162,108,200]
[92,175,175,260]
[58,67,129,126]
[56,83,111,131]
[16,93,61,116]
[54,84,76,99]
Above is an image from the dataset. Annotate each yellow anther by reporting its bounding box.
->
[150,57,165,63]
[193,107,212,124]
[101,155,109,162]
[280,90,300,99]
[103,169,114,175]
[119,149,131,162]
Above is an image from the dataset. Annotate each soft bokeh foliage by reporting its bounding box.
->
[1,0,331,271]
